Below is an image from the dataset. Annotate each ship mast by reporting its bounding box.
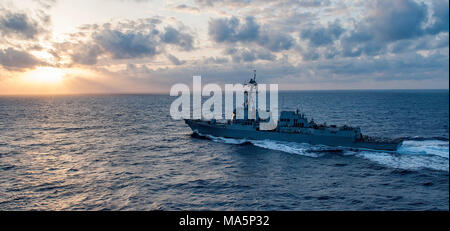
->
[242,70,258,120]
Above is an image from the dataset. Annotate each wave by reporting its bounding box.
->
[198,133,343,158]
[250,140,326,158]
[193,132,449,172]
[358,139,448,172]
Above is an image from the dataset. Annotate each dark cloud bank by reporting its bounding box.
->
[67,20,194,66]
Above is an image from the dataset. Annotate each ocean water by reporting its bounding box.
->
[0,90,448,210]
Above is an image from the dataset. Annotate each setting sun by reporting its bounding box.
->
[21,67,66,84]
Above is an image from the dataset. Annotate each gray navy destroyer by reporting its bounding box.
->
[185,71,402,151]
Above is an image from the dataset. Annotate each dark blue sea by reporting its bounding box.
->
[0,90,448,210]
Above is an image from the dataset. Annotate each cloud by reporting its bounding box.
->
[299,47,320,61]
[195,0,330,8]
[295,0,330,7]
[61,18,195,64]
[173,4,200,13]
[194,0,252,7]
[426,0,449,34]
[106,48,448,90]
[389,33,449,54]
[208,16,259,43]
[93,29,161,59]
[363,0,428,41]
[334,0,430,58]
[314,51,449,82]
[0,47,42,71]
[34,0,57,9]
[258,30,294,52]
[295,0,450,60]
[348,0,449,44]
[0,11,44,39]
[160,26,194,51]
[300,21,344,47]
[70,43,103,65]
[208,16,294,55]
[226,47,276,62]
[167,54,186,65]
[203,56,229,64]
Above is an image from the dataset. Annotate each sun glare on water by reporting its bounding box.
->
[22,67,66,84]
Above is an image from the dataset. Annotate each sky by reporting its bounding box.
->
[0,0,448,94]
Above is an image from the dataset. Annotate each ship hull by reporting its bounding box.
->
[185,120,401,151]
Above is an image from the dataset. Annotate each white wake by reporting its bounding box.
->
[200,133,449,172]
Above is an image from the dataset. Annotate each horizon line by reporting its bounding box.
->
[0,88,449,96]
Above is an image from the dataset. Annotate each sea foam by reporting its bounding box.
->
[203,133,449,172]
